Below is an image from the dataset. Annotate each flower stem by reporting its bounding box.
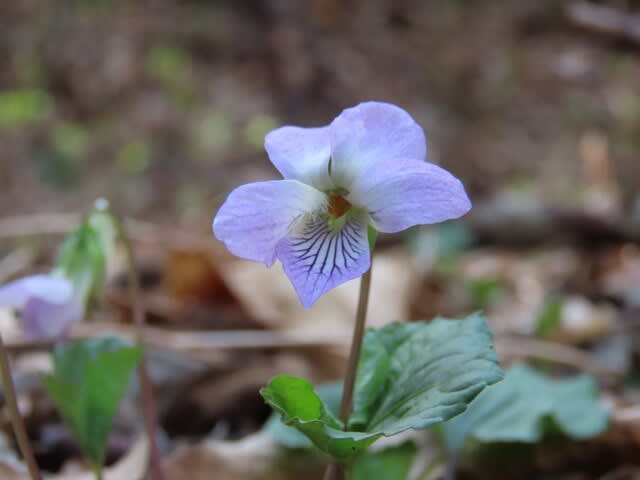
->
[92,463,104,480]
[338,265,373,424]
[112,214,165,480]
[0,334,42,480]
[324,263,373,480]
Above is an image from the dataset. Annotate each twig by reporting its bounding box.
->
[323,463,343,480]
[444,451,458,480]
[494,336,622,381]
[567,2,640,47]
[0,334,42,480]
[4,325,621,382]
[0,213,213,252]
[0,249,36,285]
[112,213,166,480]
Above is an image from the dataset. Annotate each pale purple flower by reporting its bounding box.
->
[0,274,83,340]
[213,102,471,307]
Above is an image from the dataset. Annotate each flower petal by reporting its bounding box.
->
[264,126,333,190]
[349,158,471,233]
[329,102,427,188]
[276,214,370,307]
[213,180,327,266]
[21,294,83,341]
[0,275,73,310]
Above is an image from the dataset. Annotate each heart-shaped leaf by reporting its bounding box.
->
[261,314,503,463]
[441,364,610,452]
[42,336,142,471]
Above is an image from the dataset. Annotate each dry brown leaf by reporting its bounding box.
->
[0,436,147,480]
[50,435,148,480]
[220,248,416,335]
[164,430,322,480]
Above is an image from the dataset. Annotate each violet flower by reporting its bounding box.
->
[0,274,83,341]
[213,101,471,307]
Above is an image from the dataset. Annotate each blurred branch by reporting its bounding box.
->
[0,249,36,284]
[0,213,213,252]
[3,208,640,252]
[567,2,640,47]
[5,323,622,381]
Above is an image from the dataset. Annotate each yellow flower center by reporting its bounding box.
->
[327,195,351,218]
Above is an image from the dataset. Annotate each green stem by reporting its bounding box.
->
[92,463,104,480]
[111,212,165,480]
[324,262,374,480]
[0,334,42,480]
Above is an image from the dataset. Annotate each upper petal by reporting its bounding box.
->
[349,158,471,233]
[329,102,427,189]
[213,180,327,266]
[276,214,371,308]
[264,126,333,190]
[0,274,74,310]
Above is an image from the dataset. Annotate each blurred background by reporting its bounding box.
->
[1,0,639,220]
[1,1,640,479]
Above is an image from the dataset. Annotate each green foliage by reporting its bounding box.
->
[266,382,342,449]
[52,123,90,160]
[535,296,564,337]
[55,221,107,306]
[36,123,91,189]
[467,278,504,310]
[146,45,191,83]
[192,110,234,155]
[42,336,142,472]
[262,315,503,463]
[86,202,118,262]
[145,45,196,108]
[244,114,278,149]
[351,442,417,480]
[408,222,473,274]
[0,88,52,129]
[441,364,610,452]
[117,140,152,174]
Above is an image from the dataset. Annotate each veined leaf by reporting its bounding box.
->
[441,364,610,452]
[261,314,503,463]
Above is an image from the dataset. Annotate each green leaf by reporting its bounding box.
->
[441,364,610,452]
[42,336,142,470]
[266,382,342,449]
[351,442,417,480]
[535,296,564,337]
[261,376,379,462]
[261,314,503,463]
[54,221,106,306]
[0,88,52,129]
[467,279,504,310]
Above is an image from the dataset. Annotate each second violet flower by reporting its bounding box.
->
[213,101,471,307]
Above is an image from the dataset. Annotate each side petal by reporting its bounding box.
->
[21,294,83,341]
[0,274,73,310]
[213,180,327,266]
[276,214,370,308]
[329,102,426,188]
[350,158,471,233]
[264,126,333,190]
